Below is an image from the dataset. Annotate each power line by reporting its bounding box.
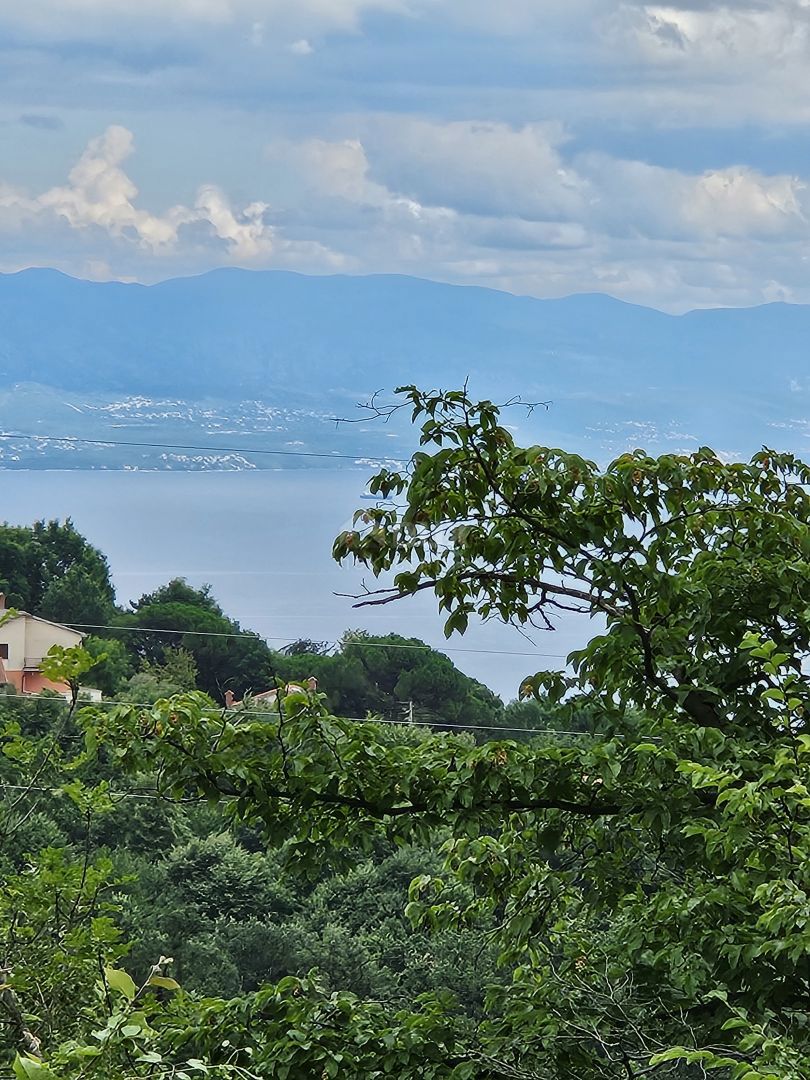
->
[0,431,405,464]
[0,694,602,739]
[66,622,570,660]
[0,782,188,802]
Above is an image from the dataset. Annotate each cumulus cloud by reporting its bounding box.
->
[686,167,806,236]
[259,119,810,309]
[193,187,274,259]
[269,135,456,229]
[0,125,277,259]
[367,120,587,223]
[6,0,810,318]
[615,1,810,66]
[580,154,807,240]
[4,120,809,308]
[353,119,807,243]
[35,126,184,248]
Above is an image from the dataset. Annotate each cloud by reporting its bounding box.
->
[17,0,801,58]
[4,0,810,139]
[35,126,184,248]
[258,119,810,309]
[287,38,314,54]
[431,0,605,35]
[617,2,810,66]
[686,167,806,237]
[0,125,278,259]
[4,121,809,308]
[270,135,456,225]
[356,118,807,242]
[193,187,274,258]
[580,155,807,240]
[366,120,587,222]
[5,0,810,313]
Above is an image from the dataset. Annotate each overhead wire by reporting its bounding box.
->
[0,782,190,802]
[63,622,570,659]
[0,431,405,463]
[0,693,600,738]
[3,429,569,656]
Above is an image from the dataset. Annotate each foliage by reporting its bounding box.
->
[40,643,102,702]
[124,647,201,703]
[0,517,538,732]
[4,388,810,1078]
[83,636,135,698]
[83,387,810,1077]
[114,579,278,699]
[0,666,497,1071]
[0,651,261,1079]
[0,519,116,624]
[276,630,504,733]
[282,638,332,657]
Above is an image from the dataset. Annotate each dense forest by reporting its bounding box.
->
[1,388,809,1079]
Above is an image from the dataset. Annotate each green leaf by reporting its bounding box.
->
[761,689,785,702]
[104,966,137,1000]
[12,1057,53,1080]
[649,1047,689,1065]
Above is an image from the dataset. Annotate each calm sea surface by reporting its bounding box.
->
[0,470,586,700]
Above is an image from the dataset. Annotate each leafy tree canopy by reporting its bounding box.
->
[115,579,278,699]
[0,518,115,624]
[276,630,503,733]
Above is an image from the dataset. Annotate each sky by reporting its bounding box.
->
[2,0,810,310]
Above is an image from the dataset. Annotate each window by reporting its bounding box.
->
[0,644,8,660]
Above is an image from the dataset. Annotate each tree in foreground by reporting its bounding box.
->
[4,387,810,1078]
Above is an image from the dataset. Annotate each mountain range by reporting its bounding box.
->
[0,267,807,468]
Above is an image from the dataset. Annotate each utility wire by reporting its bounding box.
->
[0,694,597,738]
[65,622,570,660]
[0,782,190,802]
[0,431,404,463]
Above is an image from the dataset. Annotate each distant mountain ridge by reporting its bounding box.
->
[0,267,807,465]
[0,267,665,399]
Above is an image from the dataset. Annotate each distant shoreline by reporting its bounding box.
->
[0,466,373,474]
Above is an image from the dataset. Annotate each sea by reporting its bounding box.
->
[0,470,588,701]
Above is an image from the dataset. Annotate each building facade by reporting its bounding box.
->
[0,592,99,698]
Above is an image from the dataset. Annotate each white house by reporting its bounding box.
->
[0,592,101,700]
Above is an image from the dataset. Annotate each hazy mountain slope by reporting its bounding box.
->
[0,268,675,399]
[0,267,807,467]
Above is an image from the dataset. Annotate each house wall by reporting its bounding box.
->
[0,615,85,696]
[16,671,70,696]
[0,617,28,672]
[23,618,83,666]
